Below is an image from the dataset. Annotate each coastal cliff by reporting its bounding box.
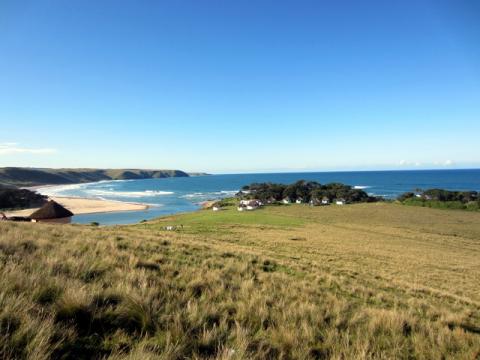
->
[0,167,190,187]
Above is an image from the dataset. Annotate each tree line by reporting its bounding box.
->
[238,180,379,204]
[398,189,478,203]
[397,189,480,211]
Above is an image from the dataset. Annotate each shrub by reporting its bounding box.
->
[262,260,277,272]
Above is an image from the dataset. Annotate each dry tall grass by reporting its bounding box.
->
[1,203,479,359]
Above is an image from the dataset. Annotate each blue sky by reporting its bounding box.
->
[1,0,479,173]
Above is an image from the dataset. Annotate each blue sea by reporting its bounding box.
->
[36,169,480,225]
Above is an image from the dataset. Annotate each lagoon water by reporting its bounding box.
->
[37,169,480,225]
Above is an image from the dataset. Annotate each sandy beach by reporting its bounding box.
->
[5,196,148,217]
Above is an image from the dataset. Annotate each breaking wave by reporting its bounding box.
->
[84,189,174,198]
[36,183,174,199]
[354,185,370,189]
[180,190,237,201]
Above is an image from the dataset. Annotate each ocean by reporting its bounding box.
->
[36,169,480,225]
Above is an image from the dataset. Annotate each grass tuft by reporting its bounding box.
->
[33,284,62,305]
[135,261,160,271]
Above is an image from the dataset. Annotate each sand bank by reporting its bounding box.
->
[4,196,148,217]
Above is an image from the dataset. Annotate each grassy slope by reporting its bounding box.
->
[1,203,479,359]
[0,167,189,187]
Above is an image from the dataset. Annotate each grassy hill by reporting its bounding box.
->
[0,167,190,187]
[1,203,479,359]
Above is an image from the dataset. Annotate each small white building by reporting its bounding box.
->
[335,198,346,205]
[321,197,330,205]
[295,197,303,204]
[212,204,222,211]
[239,199,262,210]
[282,197,291,204]
[246,203,259,210]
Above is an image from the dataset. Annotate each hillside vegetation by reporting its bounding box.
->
[0,167,189,187]
[0,185,47,210]
[398,188,480,211]
[1,203,479,359]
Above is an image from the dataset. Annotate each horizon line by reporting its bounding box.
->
[209,167,480,175]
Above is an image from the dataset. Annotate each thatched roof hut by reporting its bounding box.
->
[30,200,74,223]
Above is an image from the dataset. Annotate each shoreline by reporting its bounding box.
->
[4,195,149,218]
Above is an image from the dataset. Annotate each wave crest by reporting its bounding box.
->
[354,185,370,189]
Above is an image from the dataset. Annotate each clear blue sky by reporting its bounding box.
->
[1,0,479,173]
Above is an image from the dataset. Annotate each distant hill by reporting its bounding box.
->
[0,167,190,187]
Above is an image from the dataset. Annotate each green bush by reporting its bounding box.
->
[401,198,478,211]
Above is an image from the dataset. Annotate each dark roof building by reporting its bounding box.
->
[30,200,74,223]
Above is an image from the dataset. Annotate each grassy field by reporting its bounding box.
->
[1,203,479,359]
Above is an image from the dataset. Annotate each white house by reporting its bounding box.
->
[295,197,303,204]
[321,197,330,205]
[282,197,291,204]
[335,198,346,205]
[239,199,262,209]
[212,204,222,211]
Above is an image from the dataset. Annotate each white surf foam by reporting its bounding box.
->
[37,183,174,199]
[354,185,370,189]
[180,190,238,201]
[36,183,89,196]
[85,189,174,198]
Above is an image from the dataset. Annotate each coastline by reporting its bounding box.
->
[4,196,149,218]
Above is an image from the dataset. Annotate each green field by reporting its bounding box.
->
[1,203,479,359]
